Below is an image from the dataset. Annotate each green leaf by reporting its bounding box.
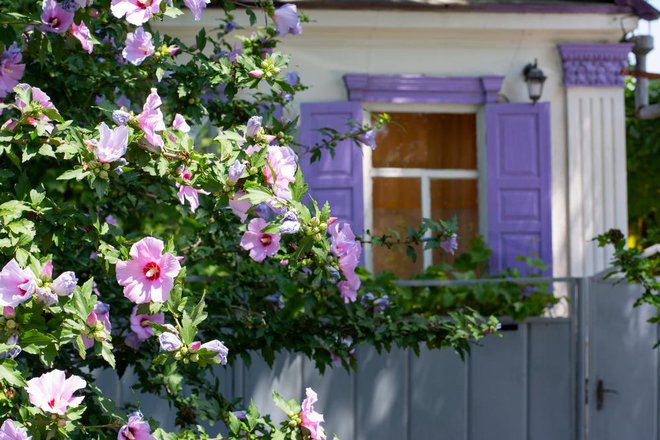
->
[290,167,308,202]
[179,295,205,345]
[272,391,300,417]
[0,360,24,386]
[14,248,30,267]
[163,6,183,18]
[227,411,242,434]
[42,108,64,123]
[100,340,115,368]
[75,336,87,359]
[242,185,274,205]
[189,295,207,328]
[57,168,90,181]
[38,143,56,158]
[196,28,206,52]
[156,67,166,82]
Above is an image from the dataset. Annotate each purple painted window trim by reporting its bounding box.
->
[343,74,503,104]
[558,43,633,88]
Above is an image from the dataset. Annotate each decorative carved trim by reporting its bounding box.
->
[343,74,504,104]
[558,43,633,88]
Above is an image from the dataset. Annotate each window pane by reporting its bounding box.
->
[372,177,423,278]
[430,179,479,265]
[373,113,477,169]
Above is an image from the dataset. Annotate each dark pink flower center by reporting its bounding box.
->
[260,235,272,246]
[140,317,150,328]
[18,279,30,296]
[137,0,152,9]
[48,398,56,408]
[143,262,161,281]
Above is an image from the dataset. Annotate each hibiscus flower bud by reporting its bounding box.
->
[227,160,246,184]
[85,311,98,327]
[159,332,182,352]
[112,110,131,125]
[51,271,77,296]
[248,69,263,79]
[280,210,300,235]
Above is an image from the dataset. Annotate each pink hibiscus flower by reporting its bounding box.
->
[71,21,93,54]
[183,0,210,21]
[175,168,209,213]
[263,146,297,200]
[122,27,154,66]
[15,84,59,134]
[41,0,74,34]
[0,259,37,308]
[229,191,251,223]
[115,237,181,304]
[300,388,326,440]
[111,0,162,26]
[0,43,25,99]
[136,89,166,150]
[329,223,362,303]
[338,274,360,304]
[129,306,164,341]
[118,411,156,440]
[92,122,128,163]
[0,419,31,440]
[26,370,86,415]
[240,218,281,262]
[172,113,190,132]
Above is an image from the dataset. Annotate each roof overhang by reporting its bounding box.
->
[275,0,659,20]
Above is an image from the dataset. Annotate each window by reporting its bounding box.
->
[364,111,480,278]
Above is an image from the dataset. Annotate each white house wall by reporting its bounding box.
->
[160,10,636,277]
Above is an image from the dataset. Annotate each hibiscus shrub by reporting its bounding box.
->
[0,0,510,438]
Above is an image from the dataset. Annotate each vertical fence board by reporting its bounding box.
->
[356,346,408,440]
[468,326,527,440]
[410,347,468,440]
[302,358,356,440]
[242,352,304,424]
[528,321,572,440]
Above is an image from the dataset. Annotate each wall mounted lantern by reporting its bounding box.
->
[523,59,547,103]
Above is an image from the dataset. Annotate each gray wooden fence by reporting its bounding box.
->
[99,276,659,439]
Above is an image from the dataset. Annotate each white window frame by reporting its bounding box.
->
[362,103,485,273]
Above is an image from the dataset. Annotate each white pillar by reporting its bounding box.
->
[559,44,631,276]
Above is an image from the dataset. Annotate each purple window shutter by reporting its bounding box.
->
[299,102,364,235]
[485,103,552,276]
